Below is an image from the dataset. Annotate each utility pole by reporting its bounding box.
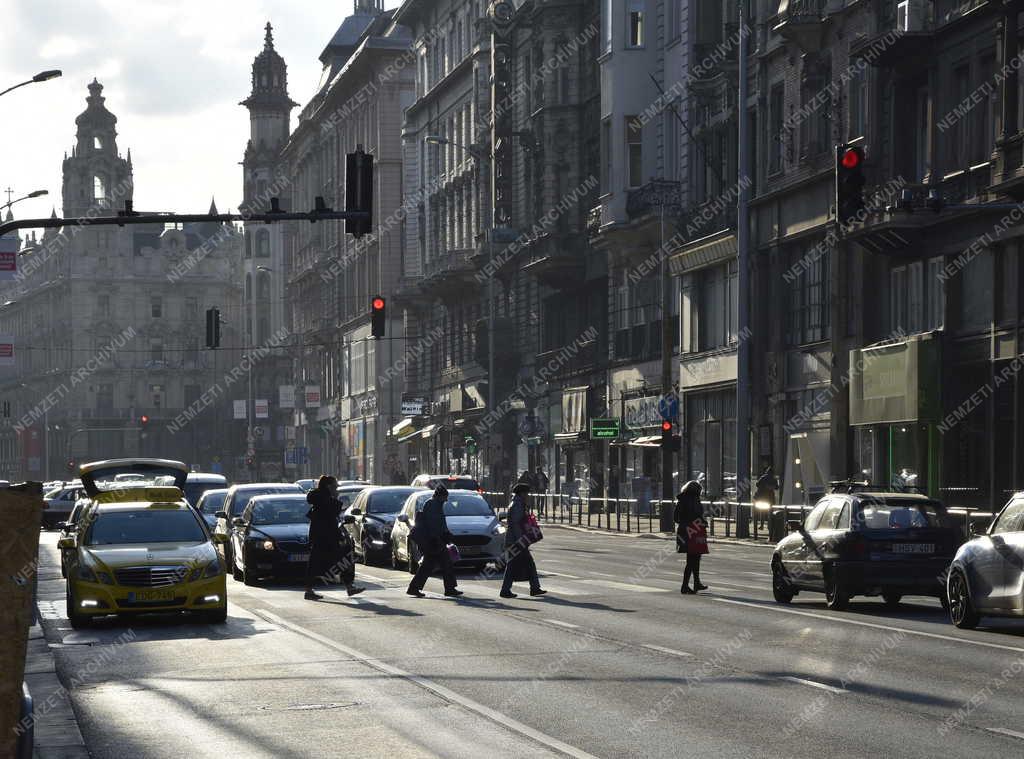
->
[660,200,674,532]
[735,0,752,537]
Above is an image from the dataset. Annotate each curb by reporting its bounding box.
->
[24,617,89,759]
[539,521,777,549]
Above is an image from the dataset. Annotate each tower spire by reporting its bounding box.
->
[264,21,274,50]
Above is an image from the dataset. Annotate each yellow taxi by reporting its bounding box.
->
[58,458,228,628]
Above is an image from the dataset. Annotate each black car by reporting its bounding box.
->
[771,489,960,610]
[344,486,424,565]
[195,488,229,531]
[229,494,320,585]
[214,483,303,569]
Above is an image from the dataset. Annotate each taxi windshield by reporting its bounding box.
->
[85,509,206,545]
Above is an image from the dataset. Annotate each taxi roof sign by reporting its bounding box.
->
[94,486,185,504]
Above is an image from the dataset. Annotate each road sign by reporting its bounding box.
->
[401,400,425,416]
[253,426,264,438]
[246,447,256,458]
[658,396,679,421]
[590,418,620,439]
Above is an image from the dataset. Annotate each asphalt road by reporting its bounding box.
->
[34,527,1024,759]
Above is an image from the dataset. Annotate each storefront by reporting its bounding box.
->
[685,386,736,501]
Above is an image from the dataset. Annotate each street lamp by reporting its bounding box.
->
[0,70,62,98]
[1,189,48,214]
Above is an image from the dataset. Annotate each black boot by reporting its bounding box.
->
[681,566,693,594]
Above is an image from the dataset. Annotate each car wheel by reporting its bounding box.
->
[824,569,850,611]
[231,551,243,582]
[948,569,980,630]
[242,560,258,587]
[407,541,420,575]
[66,585,91,630]
[882,593,902,608]
[362,540,376,566]
[772,560,795,604]
[391,544,405,570]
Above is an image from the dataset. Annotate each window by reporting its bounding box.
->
[93,135,103,150]
[684,261,739,352]
[667,0,680,44]
[626,117,643,188]
[150,342,164,362]
[97,294,110,318]
[804,500,830,531]
[849,66,867,140]
[93,175,107,203]
[602,0,612,53]
[627,0,645,48]
[769,83,784,174]
[185,297,198,320]
[926,256,945,329]
[256,230,270,257]
[184,338,199,365]
[993,499,1024,535]
[958,248,994,331]
[151,297,162,318]
[949,63,971,169]
[788,248,829,345]
[96,383,113,411]
[975,54,996,164]
[819,500,848,530]
[602,119,612,193]
[150,384,163,409]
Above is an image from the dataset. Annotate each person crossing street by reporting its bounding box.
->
[406,485,462,598]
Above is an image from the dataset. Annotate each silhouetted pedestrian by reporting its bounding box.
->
[407,485,462,598]
[304,475,365,601]
[675,480,709,594]
[500,482,546,598]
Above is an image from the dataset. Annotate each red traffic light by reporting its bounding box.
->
[661,421,672,432]
[372,296,385,311]
[841,148,862,169]
[140,415,149,424]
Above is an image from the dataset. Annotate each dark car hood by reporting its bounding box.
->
[249,523,310,542]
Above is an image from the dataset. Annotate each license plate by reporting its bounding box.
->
[459,546,482,556]
[130,588,174,602]
[288,554,310,562]
[892,543,934,554]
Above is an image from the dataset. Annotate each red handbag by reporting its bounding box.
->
[687,521,709,555]
[523,513,543,545]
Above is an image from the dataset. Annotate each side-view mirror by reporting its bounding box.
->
[342,515,356,525]
[231,517,245,527]
[786,520,803,533]
[396,513,409,523]
[969,521,983,537]
[215,511,228,520]
[497,511,509,521]
[212,532,228,544]
[57,536,75,550]
[55,521,67,531]
[350,508,362,516]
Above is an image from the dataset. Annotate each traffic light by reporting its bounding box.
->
[371,296,386,338]
[346,147,373,239]
[246,455,255,468]
[660,420,672,449]
[835,144,866,225]
[1,400,9,418]
[205,307,221,349]
[139,414,149,439]
[67,460,76,472]
[465,436,478,456]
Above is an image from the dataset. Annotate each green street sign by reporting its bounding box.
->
[590,418,620,439]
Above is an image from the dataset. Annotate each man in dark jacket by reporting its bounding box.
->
[304,475,365,601]
[406,485,462,598]
[754,464,778,529]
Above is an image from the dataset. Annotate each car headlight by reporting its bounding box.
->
[491,526,505,536]
[261,539,275,551]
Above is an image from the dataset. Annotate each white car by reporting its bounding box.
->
[390,489,505,572]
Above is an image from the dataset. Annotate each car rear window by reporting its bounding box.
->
[443,494,493,517]
[431,478,479,490]
[198,491,227,514]
[184,481,225,507]
[230,486,298,515]
[251,499,309,525]
[367,490,415,514]
[857,501,944,529]
[86,509,206,545]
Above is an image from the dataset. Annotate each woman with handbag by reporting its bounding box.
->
[304,475,365,601]
[500,482,547,598]
[675,480,709,594]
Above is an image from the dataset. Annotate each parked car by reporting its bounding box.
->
[343,486,423,565]
[228,493,332,585]
[390,489,505,572]
[57,458,226,628]
[195,488,229,530]
[213,483,303,569]
[947,492,1024,629]
[410,473,482,492]
[771,489,960,610]
[295,479,315,492]
[183,472,229,508]
[42,482,85,530]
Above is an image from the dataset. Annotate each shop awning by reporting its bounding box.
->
[420,424,443,439]
[392,418,420,443]
[630,435,663,447]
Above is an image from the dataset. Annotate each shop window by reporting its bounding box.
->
[627,0,645,48]
[787,248,829,345]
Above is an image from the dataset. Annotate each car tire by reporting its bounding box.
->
[948,569,980,630]
[391,544,405,570]
[362,540,375,566]
[231,551,243,582]
[407,541,420,575]
[882,593,902,608]
[242,560,258,587]
[66,585,91,630]
[824,569,850,611]
[772,560,795,604]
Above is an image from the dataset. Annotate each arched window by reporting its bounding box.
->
[244,230,252,259]
[256,230,270,257]
[93,175,107,204]
[257,316,269,345]
[257,270,271,301]
[245,272,252,301]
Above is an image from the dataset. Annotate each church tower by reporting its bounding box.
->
[62,79,133,217]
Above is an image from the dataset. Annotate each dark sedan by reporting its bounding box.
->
[344,486,424,565]
[771,491,960,610]
[229,494,317,585]
[214,483,303,569]
[195,488,229,531]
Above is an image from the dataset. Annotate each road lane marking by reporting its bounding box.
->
[641,644,693,658]
[255,609,598,759]
[580,580,667,593]
[355,571,395,583]
[781,676,847,694]
[712,598,1024,654]
[986,727,1024,741]
[542,571,582,580]
[544,619,580,629]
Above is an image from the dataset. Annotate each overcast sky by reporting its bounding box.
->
[0,0,398,228]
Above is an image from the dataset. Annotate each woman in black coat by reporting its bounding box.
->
[304,475,365,601]
[674,480,708,594]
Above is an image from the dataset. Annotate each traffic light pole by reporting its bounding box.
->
[735,0,752,538]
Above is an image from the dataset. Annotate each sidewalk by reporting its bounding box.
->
[540,520,778,549]
[24,568,89,759]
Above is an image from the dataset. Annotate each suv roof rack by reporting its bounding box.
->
[828,480,929,495]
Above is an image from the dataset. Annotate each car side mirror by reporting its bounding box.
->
[231,517,245,527]
[215,511,228,520]
[212,532,228,544]
[786,520,803,533]
[342,515,356,525]
[969,521,982,537]
[55,521,67,531]
[350,508,362,516]
[57,536,75,550]
[397,514,409,523]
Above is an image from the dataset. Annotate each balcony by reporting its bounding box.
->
[522,232,586,290]
[423,248,480,299]
[536,338,600,380]
[850,2,936,70]
[626,180,682,222]
[773,0,826,52]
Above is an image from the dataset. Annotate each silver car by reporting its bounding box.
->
[947,493,1024,629]
[390,489,505,572]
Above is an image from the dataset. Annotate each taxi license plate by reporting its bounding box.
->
[288,554,310,562]
[129,588,174,602]
[892,543,934,554]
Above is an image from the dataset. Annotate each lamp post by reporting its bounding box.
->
[1,189,48,214]
[0,70,62,99]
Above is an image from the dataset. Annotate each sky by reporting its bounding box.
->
[0,0,399,230]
